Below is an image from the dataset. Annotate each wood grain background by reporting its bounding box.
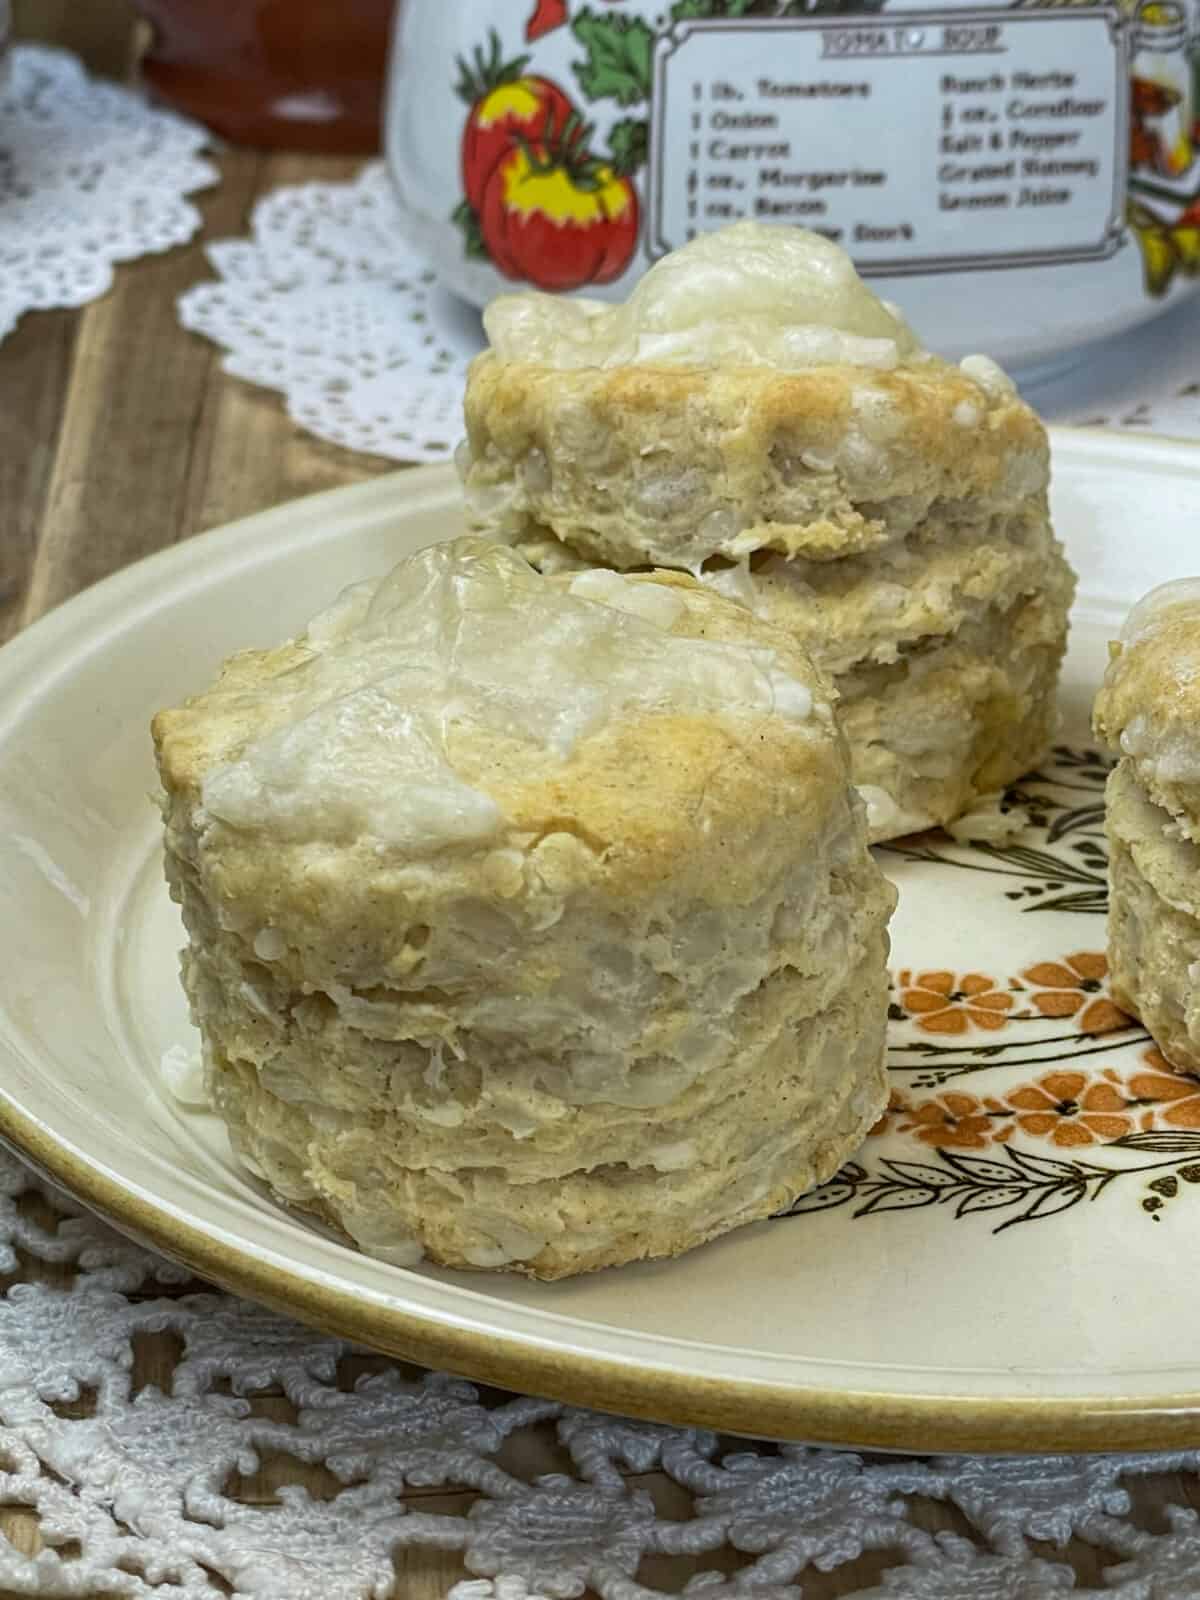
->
[2,0,397,653]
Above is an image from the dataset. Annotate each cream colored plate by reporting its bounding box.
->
[3,432,1199,1454]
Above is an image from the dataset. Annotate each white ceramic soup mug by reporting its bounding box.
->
[385,0,1200,371]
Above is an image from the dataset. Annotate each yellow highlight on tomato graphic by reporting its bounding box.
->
[476,79,551,131]
[481,141,640,290]
[455,32,577,215]
[499,146,634,224]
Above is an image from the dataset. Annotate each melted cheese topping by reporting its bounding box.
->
[201,539,816,850]
[1120,578,1200,645]
[957,354,1016,399]
[482,221,924,371]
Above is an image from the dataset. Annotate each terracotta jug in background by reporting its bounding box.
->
[134,0,397,152]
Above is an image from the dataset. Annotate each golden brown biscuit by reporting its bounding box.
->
[459,224,1074,842]
[513,494,1072,840]
[1094,580,1200,831]
[1094,581,1200,1070]
[1104,762,1200,1074]
[154,539,895,1277]
[461,354,1049,573]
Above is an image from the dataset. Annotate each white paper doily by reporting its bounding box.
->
[0,45,216,343]
[177,164,479,465]
[177,158,1200,464]
[5,1143,1200,1599]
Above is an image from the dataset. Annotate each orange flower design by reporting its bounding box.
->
[1139,1045,1193,1080]
[1005,1069,1135,1148]
[867,1089,908,1137]
[896,970,1015,1035]
[1020,952,1131,1035]
[1128,1050,1200,1129]
[897,1091,1011,1150]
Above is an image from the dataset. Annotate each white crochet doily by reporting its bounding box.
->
[178,165,479,465]
[4,1142,1200,1599]
[177,159,1200,463]
[0,45,216,342]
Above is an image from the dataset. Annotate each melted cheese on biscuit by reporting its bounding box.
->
[483,221,922,371]
[201,539,816,849]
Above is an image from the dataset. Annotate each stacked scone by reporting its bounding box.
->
[459,223,1076,840]
[1094,580,1200,1072]
[154,539,896,1278]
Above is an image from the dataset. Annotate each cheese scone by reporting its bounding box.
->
[459,222,1075,841]
[1095,580,1200,1073]
[153,539,896,1279]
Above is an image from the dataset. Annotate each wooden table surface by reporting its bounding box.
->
[2,6,1196,1596]
[1,0,401,655]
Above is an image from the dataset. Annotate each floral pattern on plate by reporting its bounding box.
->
[785,746,1200,1234]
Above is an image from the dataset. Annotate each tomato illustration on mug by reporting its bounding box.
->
[446,0,1200,306]
[451,9,644,292]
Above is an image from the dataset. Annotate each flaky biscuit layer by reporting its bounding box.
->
[155,564,895,1276]
[461,355,1049,571]
[1104,761,1200,1075]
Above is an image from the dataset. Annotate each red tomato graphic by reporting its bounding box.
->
[479,141,640,291]
[456,36,577,214]
[526,0,569,41]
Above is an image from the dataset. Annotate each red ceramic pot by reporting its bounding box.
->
[134,0,396,152]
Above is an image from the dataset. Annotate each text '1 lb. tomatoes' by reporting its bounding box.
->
[455,33,576,216]
[480,135,639,292]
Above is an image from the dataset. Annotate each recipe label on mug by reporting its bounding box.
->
[647,9,1129,273]
[387,0,1200,363]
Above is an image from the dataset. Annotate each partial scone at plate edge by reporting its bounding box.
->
[1095,579,1200,1075]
